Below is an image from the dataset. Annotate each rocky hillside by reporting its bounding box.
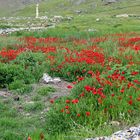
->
[0,0,139,17]
[0,0,43,16]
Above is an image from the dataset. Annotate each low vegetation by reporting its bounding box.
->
[0,29,140,140]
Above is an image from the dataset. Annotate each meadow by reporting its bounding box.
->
[0,0,140,139]
[0,28,140,140]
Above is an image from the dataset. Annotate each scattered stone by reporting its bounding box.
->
[25,113,31,117]
[0,91,11,98]
[26,101,34,104]
[13,96,20,101]
[42,73,61,84]
[85,125,140,140]
[110,121,120,126]
[103,0,118,5]
[96,18,100,22]
[116,14,129,18]
[51,16,64,23]
[75,10,82,14]
[87,28,97,32]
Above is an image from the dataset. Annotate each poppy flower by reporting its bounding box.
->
[65,106,70,109]
[128,100,133,105]
[66,100,70,104]
[86,112,90,116]
[28,136,32,140]
[72,99,79,104]
[61,109,64,113]
[77,113,81,117]
[111,94,115,97]
[50,99,54,104]
[120,88,125,93]
[84,85,92,92]
[67,85,73,89]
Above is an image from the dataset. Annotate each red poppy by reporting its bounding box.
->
[111,94,115,97]
[98,98,103,104]
[84,85,92,92]
[50,99,54,104]
[61,109,64,113]
[86,112,90,116]
[66,100,70,104]
[72,99,79,104]
[120,88,125,93]
[79,92,85,97]
[67,85,73,89]
[28,136,32,140]
[77,113,81,117]
[128,100,133,105]
[65,106,70,109]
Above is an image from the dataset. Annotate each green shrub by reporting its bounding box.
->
[9,80,33,94]
[11,51,47,82]
[37,86,56,96]
[0,63,25,88]
[24,102,44,112]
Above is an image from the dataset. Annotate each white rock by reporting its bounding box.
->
[96,18,100,21]
[116,14,129,18]
[42,73,61,84]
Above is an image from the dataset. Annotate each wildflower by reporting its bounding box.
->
[67,85,73,89]
[78,77,84,81]
[133,80,140,84]
[72,82,77,85]
[72,99,79,104]
[129,96,132,99]
[120,88,125,93]
[28,136,32,140]
[77,113,81,117]
[131,71,139,76]
[87,70,93,75]
[50,99,54,104]
[61,109,64,113]
[66,110,70,114]
[65,106,70,109]
[104,108,108,113]
[86,112,90,116]
[66,100,70,104]
[128,100,133,105]
[79,92,85,97]
[84,85,92,92]
[122,71,125,74]
[98,98,103,104]
[111,94,115,97]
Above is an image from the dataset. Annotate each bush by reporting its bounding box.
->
[9,80,32,94]
[0,52,47,89]
[11,52,47,82]
[37,86,56,96]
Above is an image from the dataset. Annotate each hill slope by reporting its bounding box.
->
[14,0,140,17]
[0,0,140,17]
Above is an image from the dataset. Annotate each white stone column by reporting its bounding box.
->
[36,3,39,18]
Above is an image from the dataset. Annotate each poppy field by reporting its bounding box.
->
[0,31,140,139]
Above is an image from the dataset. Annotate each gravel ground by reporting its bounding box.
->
[86,125,140,140]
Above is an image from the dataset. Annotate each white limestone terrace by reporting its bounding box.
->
[0,15,73,34]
